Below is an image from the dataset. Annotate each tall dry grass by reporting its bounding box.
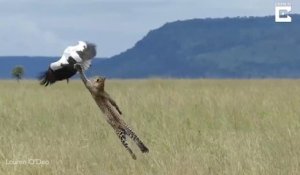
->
[0,79,300,175]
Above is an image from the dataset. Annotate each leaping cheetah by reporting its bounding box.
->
[75,64,149,159]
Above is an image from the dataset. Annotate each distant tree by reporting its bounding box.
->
[12,66,24,82]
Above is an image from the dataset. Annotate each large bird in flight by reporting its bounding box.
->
[39,41,96,86]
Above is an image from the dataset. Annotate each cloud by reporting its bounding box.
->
[0,0,298,57]
[0,15,67,56]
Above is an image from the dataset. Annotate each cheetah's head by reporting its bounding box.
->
[93,76,106,90]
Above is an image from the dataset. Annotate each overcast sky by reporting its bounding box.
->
[0,0,299,57]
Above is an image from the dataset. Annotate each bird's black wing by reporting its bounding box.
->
[39,57,77,86]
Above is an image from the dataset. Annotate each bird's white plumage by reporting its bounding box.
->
[50,41,92,71]
[40,40,96,86]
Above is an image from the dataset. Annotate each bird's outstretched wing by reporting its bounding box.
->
[76,42,96,70]
[54,41,96,71]
[39,41,96,86]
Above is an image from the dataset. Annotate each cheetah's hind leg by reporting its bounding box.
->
[125,128,149,153]
[116,129,137,160]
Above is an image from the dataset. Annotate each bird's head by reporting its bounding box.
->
[93,76,106,91]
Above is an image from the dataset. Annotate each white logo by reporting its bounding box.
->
[275,2,292,22]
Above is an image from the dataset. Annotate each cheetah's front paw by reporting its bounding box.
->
[74,64,82,72]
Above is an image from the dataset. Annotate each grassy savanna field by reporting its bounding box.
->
[1,79,300,175]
